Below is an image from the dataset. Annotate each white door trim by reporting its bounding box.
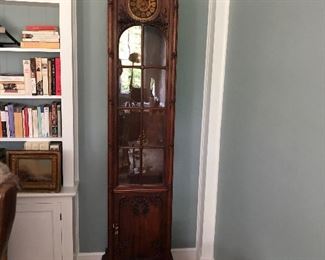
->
[196,0,230,260]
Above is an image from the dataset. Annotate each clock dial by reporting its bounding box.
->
[128,0,160,21]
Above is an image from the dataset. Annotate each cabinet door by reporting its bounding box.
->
[8,202,62,260]
[113,192,168,260]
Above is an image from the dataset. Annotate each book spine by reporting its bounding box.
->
[0,90,26,95]
[4,106,9,137]
[32,108,38,138]
[0,76,24,82]
[22,38,60,43]
[55,57,61,95]
[20,42,60,49]
[0,111,7,138]
[44,106,50,137]
[23,107,29,137]
[14,108,23,138]
[48,60,52,96]
[41,58,49,95]
[25,25,58,31]
[37,106,43,137]
[0,111,2,138]
[51,102,58,137]
[22,30,59,35]
[51,58,56,95]
[7,104,15,137]
[35,58,43,95]
[30,58,37,95]
[28,108,33,137]
[57,103,62,137]
[23,60,32,95]
[21,109,25,137]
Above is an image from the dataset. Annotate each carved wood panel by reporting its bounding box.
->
[113,192,167,260]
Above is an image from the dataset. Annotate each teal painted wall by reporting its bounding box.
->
[216,0,325,259]
[77,0,208,252]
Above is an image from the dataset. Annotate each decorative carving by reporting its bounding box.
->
[120,196,163,216]
[132,197,150,215]
[127,0,160,22]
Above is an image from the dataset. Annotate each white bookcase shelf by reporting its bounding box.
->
[0,137,63,142]
[1,1,78,259]
[0,48,60,53]
[4,0,60,4]
[0,95,61,99]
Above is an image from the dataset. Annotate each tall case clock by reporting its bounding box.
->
[104,0,178,259]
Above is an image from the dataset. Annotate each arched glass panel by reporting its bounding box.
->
[119,26,142,66]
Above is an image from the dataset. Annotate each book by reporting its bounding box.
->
[32,108,38,137]
[57,103,62,137]
[23,107,29,137]
[0,112,2,138]
[14,107,23,138]
[0,75,24,82]
[23,60,32,95]
[41,58,49,95]
[4,106,9,137]
[0,90,26,95]
[20,42,60,49]
[37,106,43,137]
[0,82,25,94]
[50,58,56,95]
[22,30,59,35]
[30,58,37,95]
[51,102,58,137]
[25,25,58,31]
[7,104,15,137]
[44,106,50,137]
[55,57,61,95]
[0,83,25,90]
[35,57,43,95]
[28,107,33,137]
[0,110,7,138]
[48,59,52,95]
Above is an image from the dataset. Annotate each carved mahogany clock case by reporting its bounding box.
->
[105,0,178,259]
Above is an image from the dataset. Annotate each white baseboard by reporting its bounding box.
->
[78,248,197,260]
[77,252,103,260]
[172,248,197,260]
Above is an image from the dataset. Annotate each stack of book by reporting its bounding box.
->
[21,25,60,49]
[23,57,61,96]
[0,102,62,138]
[0,74,25,95]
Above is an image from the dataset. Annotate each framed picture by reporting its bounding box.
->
[6,150,61,192]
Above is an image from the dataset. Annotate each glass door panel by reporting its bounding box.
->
[118,148,141,185]
[142,148,164,184]
[118,110,141,147]
[143,69,166,108]
[143,110,166,147]
[143,26,166,67]
[119,68,142,107]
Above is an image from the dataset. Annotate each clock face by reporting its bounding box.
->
[128,0,160,21]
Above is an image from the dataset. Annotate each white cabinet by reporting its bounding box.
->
[8,190,76,260]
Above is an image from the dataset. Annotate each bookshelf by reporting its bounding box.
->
[0,0,78,260]
[0,48,60,53]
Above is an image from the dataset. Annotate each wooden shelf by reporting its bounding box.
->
[0,47,60,53]
[0,95,61,99]
[0,137,62,142]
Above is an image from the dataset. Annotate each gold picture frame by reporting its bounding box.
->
[6,151,61,192]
